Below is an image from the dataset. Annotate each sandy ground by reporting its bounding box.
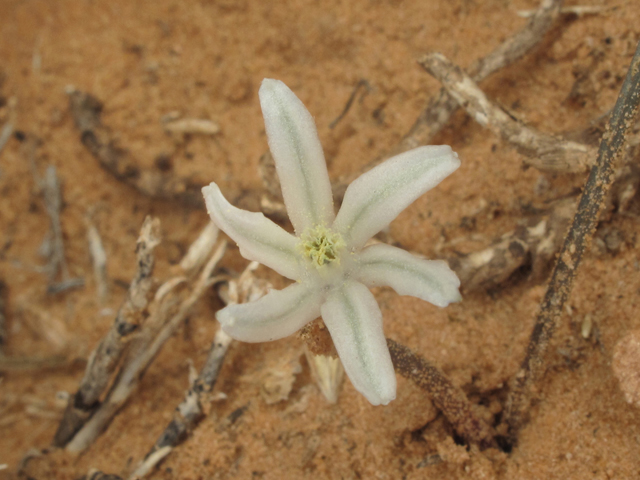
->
[1,0,640,478]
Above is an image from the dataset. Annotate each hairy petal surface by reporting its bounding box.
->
[259,79,335,234]
[334,146,460,249]
[355,243,461,307]
[203,183,300,280]
[321,281,396,405]
[218,282,324,342]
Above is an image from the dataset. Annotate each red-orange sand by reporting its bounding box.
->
[1,0,639,478]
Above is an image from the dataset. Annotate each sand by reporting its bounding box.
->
[1,0,639,478]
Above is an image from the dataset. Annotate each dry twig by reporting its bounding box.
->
[129,262,269,479]
[387,339,496,449]
[179,222,220,273]
[448,198,576,291]
[505,40,640,442]
[41,166,67,281]
[53,216,161,447]
[328,79,371,129]
[67,89,205,207]
[46,278,85,295]
[37,165,86,293]
[416,49,638,290]
[517,5,610,18]
[87,222,109,303]
[129,329,232,479]
[25,158,85,293]
[332,0,564,199]
[162,118,220,136]
[63,226,226,452]
[419,52,595,173]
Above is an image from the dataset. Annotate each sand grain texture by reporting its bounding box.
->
[1,0,639,478]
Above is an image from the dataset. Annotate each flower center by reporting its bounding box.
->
[298,225,345,268]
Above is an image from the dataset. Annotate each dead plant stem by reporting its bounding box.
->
[333,0,563,199]
[65,240,226,452]
[419,52,594,173]
[129,328,233,479]
[53,217,161,447]
[506,39,640,441]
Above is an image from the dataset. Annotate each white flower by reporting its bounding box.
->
[202,79,461,406]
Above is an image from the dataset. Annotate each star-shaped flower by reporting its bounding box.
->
[202,79,461,405]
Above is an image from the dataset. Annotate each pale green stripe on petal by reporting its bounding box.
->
[217,282,324,342]
[259,79,335,234]
[202,183,301,280]
[321,281,396,406]
[334,146,460,249]
[355,244,461,308]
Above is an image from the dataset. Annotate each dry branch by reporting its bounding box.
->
[35,165,86,293]
[41,166,68,282]
[67,89,205,207]
[333,0,564,198]
[419,52,595,173]
[59,222,225,452]
[506,39,640,442]
[517,5,610,18]
[129,263,269,479]
[447,198,576,291]
[387,339,496,449]
[53,216,161,447]
[26,157,85,293]
[129,328,232,479]
[179,222,220,273]
[66,243,226,452]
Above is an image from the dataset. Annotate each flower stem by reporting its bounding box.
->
[387,338,496,449]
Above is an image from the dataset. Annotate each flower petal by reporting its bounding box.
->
[355,243,461,307]
[334,146,460,249]
[321,280,396,405]
[202,182,301,280]
[217,281,324,342]
[259,79,335,234]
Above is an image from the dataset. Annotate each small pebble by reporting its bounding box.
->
[612,329,640,407]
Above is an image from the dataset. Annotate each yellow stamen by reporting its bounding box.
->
[298,225,345,268]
